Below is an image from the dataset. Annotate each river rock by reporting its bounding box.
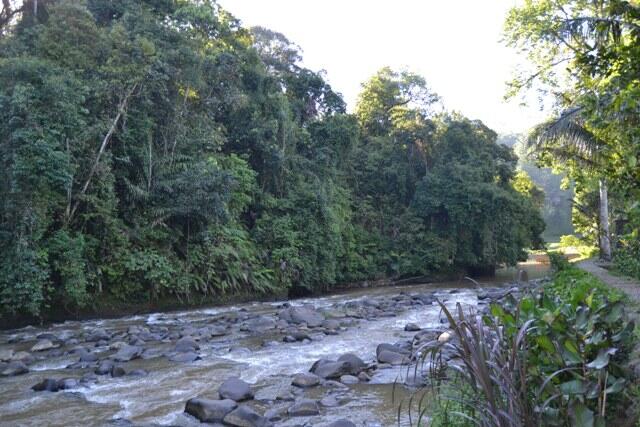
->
[0,349,14,361]
[174,336,199,353]
[86,328,110,342]
[322,319,340,330]
[337,353,366,374]
[31,339,57,352]
[185,398,237,423]
[241,316,276,333]
[404,323,421,331]
[111,365,126,377]
[287,398,320,416]
[112,344,143,362]
[127,369,148,377]
[310,359,350,379]
[279,306,324,328]
[1,361,28,376]
[78,349,98,362]
[358,371,371,382]
[223,405,270,427]
[219,377,254,402]
[377,350,409,365]
[264,403,290,422]
[58,378,79,389]
[10,351,34,365]
[32,378,60,392]
[168,351,200,363]
[292,372,320,388]
[339,375,359,385]
[328,420,357,427]
[96,360,115,375]
[320,395,340,407]
[254,380,295,401]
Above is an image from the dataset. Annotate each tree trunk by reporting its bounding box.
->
[599,179,612,261]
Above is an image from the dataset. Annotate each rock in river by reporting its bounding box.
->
[337,353,366,375]
[223,405,271,427]
[310,359,350,379]
[185,398,237,423]
[112,344,143,362]
[174,336,199,353]
[31,339,57,352]
[292,372,320,388]
[404,323,421,331]
[279,305,324,328]
[328,420,357,427]
[219,377,254,402]
[287,398,320,416]
[1,361,28,376]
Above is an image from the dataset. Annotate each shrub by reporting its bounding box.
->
[417,267,637,427]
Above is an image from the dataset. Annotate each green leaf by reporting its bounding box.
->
[570,402,594,427]
[602,302,624,324]
[537,335,555,353]
[605,377,626,394]
[560,379,587,395]
[585,348,617,370]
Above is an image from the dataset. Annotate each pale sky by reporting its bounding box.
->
[218,0,550,135]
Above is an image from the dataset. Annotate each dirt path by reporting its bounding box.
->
[577,258,640,302]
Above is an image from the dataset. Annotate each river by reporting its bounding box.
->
[0,262,548,427]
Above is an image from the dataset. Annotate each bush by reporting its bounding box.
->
[613,239,640,280]
[559,234,584,248]
[418,266,637,427]
[548,251,571,272]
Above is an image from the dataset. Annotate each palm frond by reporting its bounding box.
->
[526,107,606,169]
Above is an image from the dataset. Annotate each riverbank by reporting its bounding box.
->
[0,267,494,331]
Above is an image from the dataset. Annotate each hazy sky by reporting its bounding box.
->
[218,0,550,135]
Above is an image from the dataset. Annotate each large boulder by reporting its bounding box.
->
[112,345,143,362]
[218,377,254,402]
[310,359,350,379]
[223,405,271,427]
[185,398,237,423]
[337,353,366,375]
[377,349,409,365]
[279,306,324,328]
[288,398,320,416]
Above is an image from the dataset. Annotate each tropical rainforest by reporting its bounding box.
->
[0,0,545,322]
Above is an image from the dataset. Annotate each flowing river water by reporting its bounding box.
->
[0,262,548,427]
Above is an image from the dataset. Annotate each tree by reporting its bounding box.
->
[527,108,612,259]
[505,0,640,258]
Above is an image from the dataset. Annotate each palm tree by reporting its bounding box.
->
[527,107,612,261]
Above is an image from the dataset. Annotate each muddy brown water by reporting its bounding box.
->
[0,263,548,427]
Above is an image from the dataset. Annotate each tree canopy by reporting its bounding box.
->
[0,0,543,321]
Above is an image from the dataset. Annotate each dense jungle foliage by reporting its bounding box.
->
[0,0,544,321]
